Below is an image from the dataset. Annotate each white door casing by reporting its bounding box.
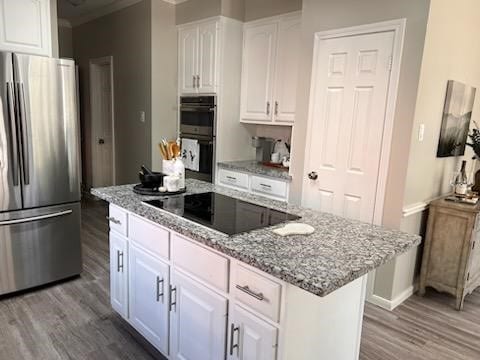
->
[90,56,115,188]
[302,20,406,226]
[170,269,228,360]
[240,23,277,122]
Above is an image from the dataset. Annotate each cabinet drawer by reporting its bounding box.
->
[232,263,282,322]
[172,234,229,292]
[129,215,170,260]
[218,169,249,190]
[251,176,287,199]
[108,205,128,236]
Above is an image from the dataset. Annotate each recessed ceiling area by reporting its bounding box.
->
[57,0,121,20]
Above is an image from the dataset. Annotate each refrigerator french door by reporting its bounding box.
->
[0,53,82,296]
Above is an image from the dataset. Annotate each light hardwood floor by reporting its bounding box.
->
[0,198,479,360]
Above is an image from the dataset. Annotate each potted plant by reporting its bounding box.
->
[467,122,480,192]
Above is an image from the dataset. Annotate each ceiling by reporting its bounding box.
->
[57,0,120,20]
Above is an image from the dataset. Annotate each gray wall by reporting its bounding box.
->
[176,0,221,24]
[244,0,302,21]
[151,0,178,171]
[73,0,151,186]
[58,25,73,58]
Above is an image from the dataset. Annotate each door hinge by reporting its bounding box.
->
[388,56,393,72]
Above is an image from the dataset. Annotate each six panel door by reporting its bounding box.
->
[228,305,278,360]
[170,269,228,360]
[110,231,128,318]
[179,25,198,94]
[0,0,51,56]
[129,244,170,354]
[240,23,277,122]
[302,31,395,224]
[197,21,218,93]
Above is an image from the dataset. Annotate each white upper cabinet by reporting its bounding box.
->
[240,13,301,125]
[240,23,277,123]
[0,0,52,56]
[170,269,227,360]
[129,245,170,355]
[178,19,218,94]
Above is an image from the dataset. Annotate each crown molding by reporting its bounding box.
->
[163,0,190,4]
[58,18,72,28]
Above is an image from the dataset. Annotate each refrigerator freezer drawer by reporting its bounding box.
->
[0,202,82,296]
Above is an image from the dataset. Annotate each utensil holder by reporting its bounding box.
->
[163,159,175,175]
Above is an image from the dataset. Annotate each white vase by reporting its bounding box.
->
[162,159,175,175]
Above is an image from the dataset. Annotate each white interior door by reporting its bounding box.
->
[302,30,395,224]
[90,58,114,188]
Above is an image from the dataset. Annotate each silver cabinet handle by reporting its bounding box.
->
[235,284,265,301]
[229,323,240,356]
[275,101,279,116]
[169,285,177,312]
[226,176,237,182]
[156,276,164,303]
[196,75,200,88]
[192,75,196,88]
[6,82,19,186]
[106,216,121,225]
[0,209,73,226]
[260,183,272,189]
[266,101,270,115]
[117,250,124,272]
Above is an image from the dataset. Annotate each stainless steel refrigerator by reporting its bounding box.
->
[0,53,82,296]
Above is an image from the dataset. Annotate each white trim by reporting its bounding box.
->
[243,10,302,27]
[302,18,406,227]
[58,18,72,28]
[402,202,428,217]
[89,56,116,186]
[368,285,415,311]
[163,0,189,4]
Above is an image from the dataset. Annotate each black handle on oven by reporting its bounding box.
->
[180,106,215,112]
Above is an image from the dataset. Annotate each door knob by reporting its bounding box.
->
[98,138,105,145]
[308,171,318,180]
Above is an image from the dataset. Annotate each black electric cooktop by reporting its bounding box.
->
[143,192,300,236]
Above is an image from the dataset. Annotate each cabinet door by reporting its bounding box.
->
[179,25,198,94]
[129,245,170,354]
[228,305,278,360]
[170,269,227,360]
[273,17,301,123]
[197,21,218,93]
[240,23,277,123]
[0,0,51,56]
[110,232,128,319]
[468,228,480,284]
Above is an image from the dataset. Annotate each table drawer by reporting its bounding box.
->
[232,263,282,322]
[129,215,170,260]
[218,169,249,190]
[172,234,229,292]
[108,205,128,237]
[251,176,287,199]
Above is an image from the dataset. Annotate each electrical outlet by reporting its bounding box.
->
[139,111,145,123]
[418,124,425,142]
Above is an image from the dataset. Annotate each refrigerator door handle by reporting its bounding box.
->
[6,82,19,186]
[16,83,29,185]
[0,210,73,226]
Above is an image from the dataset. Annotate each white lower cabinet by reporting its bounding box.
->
[109,231,128,319]
[170,269,228,360]
[228,305,278,360]
[128,244,170,354]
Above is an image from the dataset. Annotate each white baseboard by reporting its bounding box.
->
[367,285,415,311]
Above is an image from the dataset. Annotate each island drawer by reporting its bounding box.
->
[251,176,287,199]
[172,234,229,292]
[108,205,128,237]
[232,262,282,322]
[129,215,170,260]
[218,169,249,190]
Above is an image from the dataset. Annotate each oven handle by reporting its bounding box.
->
[0,210,73,226]
[180,106,215,112]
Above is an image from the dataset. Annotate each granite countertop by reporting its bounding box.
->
[92,179,420,297]
[218,160,292,181]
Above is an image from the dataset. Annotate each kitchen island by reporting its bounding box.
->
[92,179,420,360]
